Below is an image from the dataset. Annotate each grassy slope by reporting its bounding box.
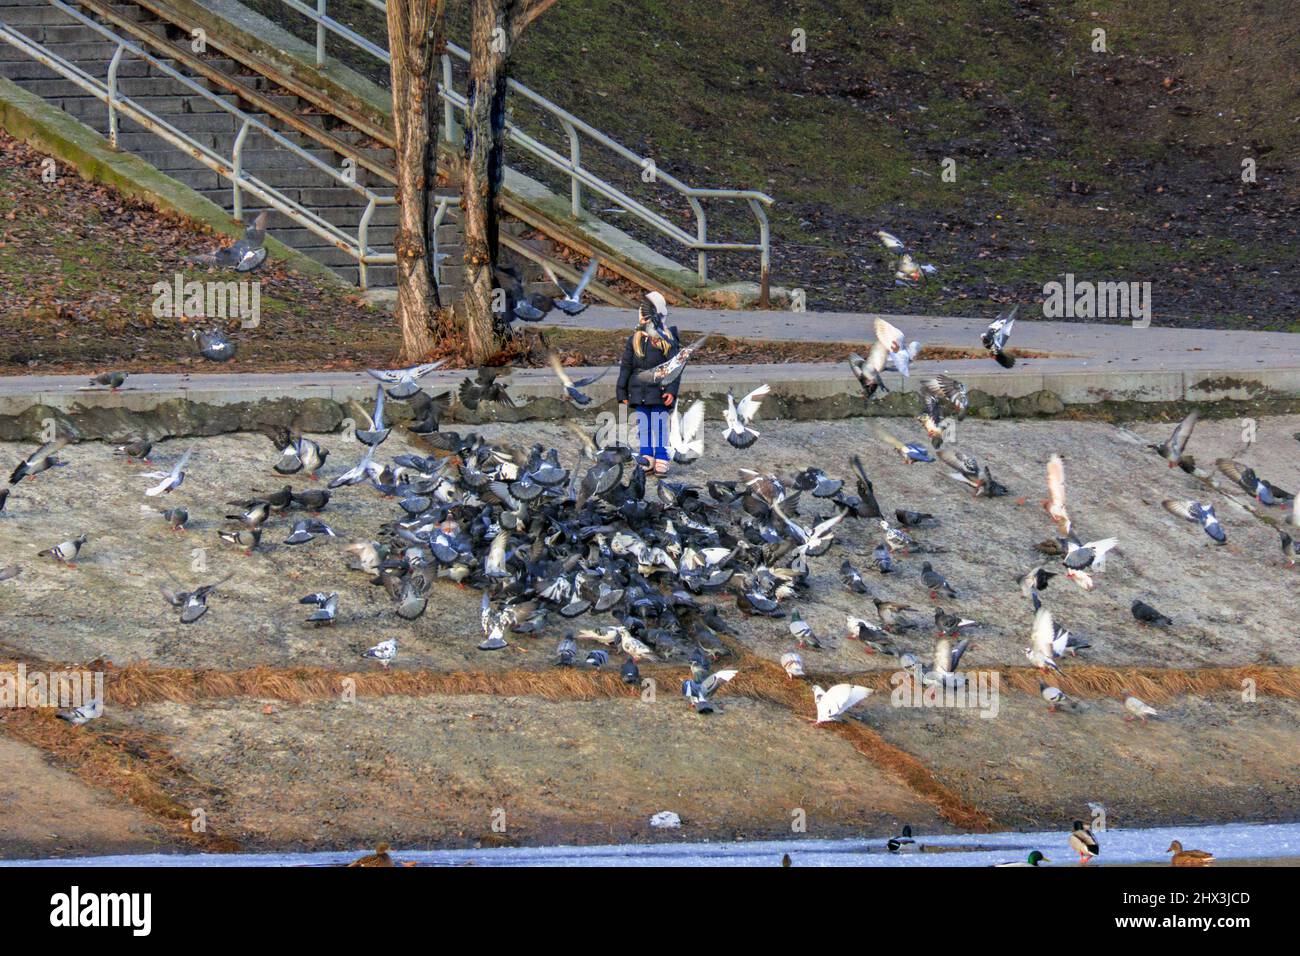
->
[267,0,1297,327]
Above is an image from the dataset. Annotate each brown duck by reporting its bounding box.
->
[347,843,394,867]
[1167,840,1214,866]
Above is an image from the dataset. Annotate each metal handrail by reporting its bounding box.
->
[270,0,773,290]
[0,2,397,289]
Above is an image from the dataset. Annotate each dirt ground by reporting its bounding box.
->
[3,413,1294,672]
[0,736,167,858]
[1,413,1297,856]
[113,695,946,851]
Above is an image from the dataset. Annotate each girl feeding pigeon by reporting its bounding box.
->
[617,292,680,475]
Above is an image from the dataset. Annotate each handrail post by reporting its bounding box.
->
[232,118,250,221]
[688,197,707,282]
[358,195,376,290]
[432,197,449,285]
[750,197,770,308]
[561,119,581,217]
[106,44,123,148]
[315,0,327,66]
[441,54,457,143]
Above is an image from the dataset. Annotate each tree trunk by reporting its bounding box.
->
[387,0,448,364]
[461,0,509,365]
[461,0,558,365]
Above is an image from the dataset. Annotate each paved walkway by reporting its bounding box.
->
[2,309,1298,413]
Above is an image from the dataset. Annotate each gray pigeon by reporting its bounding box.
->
[196,210,268,272]
[191,327,237,362]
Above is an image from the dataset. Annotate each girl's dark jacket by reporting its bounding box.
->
[616,327,681,407]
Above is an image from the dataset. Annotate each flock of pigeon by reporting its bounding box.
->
[5,300,1290,740]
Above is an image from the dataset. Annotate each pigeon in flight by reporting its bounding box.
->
[10,438,70,484]
[1149,411,1197,468]
[547,352,609,406]
[195,210,268,272]
[723,384,770,449]
[1043,454,1071,535]
[494,264,554,323]
[354,385,391,447]
[981,305,1017,368]
[1215,459,1291,505]
[300,592,339,626]
[667,400,705,464]
[142,444,195,497]
[780,651,805,678]
[873,422,934,464]
[635,334,710,387]
[921,374,968,415]
[544,256,599,316]
[161,573,232,624]
[367,361,448,400]
[849,346,889,402]
[1162,499,1226,544]
[458,366,516,410]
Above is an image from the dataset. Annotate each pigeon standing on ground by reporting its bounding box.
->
[89,371,127,391]
[813,684,872,724]
[1131,600,1173,627]
[57,697,104,725]
[38,533,87,567]
[1123,694,1158,723]
[363,637,397,668]
[191,327,237,362]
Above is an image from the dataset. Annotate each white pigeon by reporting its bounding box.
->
[884,340,921,378]
[620,632,658,661]
[780,651,805,678]
[363,638,397,668]
[668,399,705,463]
[874,317,905,353]
[367,360,447,399]
[57,697,103,725]
[875,230,906,254]
[723,384,770,449]
[1124,695,1158,723]
[1025,607,1061,672]
[142,444,194,497]
[813,683,872,723]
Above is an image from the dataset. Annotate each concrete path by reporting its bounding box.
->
[2,309,1298,413]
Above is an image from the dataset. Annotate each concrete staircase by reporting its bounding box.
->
[0,0,464,292]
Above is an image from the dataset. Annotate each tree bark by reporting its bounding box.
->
[387,0,449,364]
[461,0,558,365]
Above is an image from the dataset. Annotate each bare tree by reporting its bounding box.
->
[460,0,558,364]
[386,0,450,362]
